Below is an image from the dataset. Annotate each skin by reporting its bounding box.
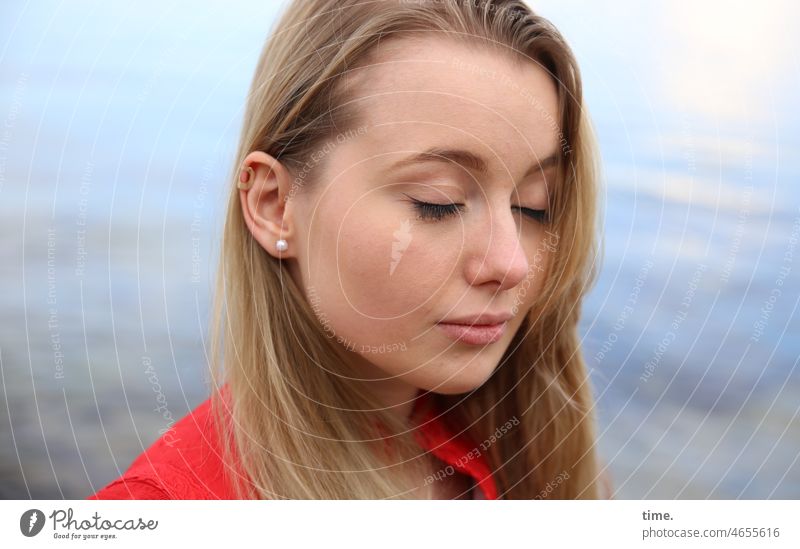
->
[239,37,560,427]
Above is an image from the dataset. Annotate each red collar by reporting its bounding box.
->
[89,388,499,500]
[409,392,499,499]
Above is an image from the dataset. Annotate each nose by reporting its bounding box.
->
[463,206,530,290]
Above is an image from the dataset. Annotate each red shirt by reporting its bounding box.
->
[88,390,499,500]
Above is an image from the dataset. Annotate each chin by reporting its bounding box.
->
[421,361,498,395]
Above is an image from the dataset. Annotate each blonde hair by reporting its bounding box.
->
[209,0,604,499]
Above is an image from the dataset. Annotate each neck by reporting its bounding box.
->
[343,349,421,422]
[366,377,420,422]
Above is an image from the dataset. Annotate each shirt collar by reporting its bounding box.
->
[409,392,499,499]
[218,384,499,499]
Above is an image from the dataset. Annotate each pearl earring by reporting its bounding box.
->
[276,239,288,252]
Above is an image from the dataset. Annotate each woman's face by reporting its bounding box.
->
[245,37,562,399]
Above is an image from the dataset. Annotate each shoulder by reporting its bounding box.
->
[88,395,238,500]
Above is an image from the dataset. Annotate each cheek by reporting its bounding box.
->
[332,203,463,320]
[301,192,442,343]
[302,197,456,358]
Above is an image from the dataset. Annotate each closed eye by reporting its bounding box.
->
[405,195,465,221]
[405,195,549,224]
[513,206,549,224]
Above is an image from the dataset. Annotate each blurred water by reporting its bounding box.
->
[0,0,798,498]
[543,0,800,497]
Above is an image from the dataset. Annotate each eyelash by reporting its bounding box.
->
[407,197,549,224]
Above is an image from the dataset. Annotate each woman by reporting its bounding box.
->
[89,0,609,500]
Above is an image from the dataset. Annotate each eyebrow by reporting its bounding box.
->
[387,147,560,179]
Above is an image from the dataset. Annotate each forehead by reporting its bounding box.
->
[342,36,561,173]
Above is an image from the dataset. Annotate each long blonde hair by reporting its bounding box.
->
[209,0,603,499]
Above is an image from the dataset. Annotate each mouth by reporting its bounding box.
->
[436,320,508,345]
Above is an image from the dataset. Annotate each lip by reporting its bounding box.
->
[436,321,508,345]
[440,311,514,326]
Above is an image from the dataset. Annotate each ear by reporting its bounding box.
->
[238,151,297,260]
